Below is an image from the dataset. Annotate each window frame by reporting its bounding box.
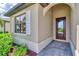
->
[15,13,26,34]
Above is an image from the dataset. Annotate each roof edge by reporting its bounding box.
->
[4,3,34,17]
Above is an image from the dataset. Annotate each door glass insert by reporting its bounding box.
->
[56,17,66,40]
[58,20,64,35]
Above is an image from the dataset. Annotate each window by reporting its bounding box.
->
[15,13,26,33]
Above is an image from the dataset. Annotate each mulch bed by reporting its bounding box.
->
[12,43,37,56]
[26,50,37,56]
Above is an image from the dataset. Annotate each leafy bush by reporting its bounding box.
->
[0,33,28,56]
[14,45,28,56]
[5,31,8,33]
[0,33,14,56]
[0,31,3,34]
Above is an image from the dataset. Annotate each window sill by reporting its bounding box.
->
[14,33,27,36]
[13,33,30,36]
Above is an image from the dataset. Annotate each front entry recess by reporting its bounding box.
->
[56,17,66,40]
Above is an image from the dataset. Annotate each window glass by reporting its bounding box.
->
[15,13,26,33]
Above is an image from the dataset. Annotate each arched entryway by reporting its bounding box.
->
[52,4,71,42]
[38,3,74,56]
[43,3,74,16]
[37,3,77,55]
[45,3,72,42]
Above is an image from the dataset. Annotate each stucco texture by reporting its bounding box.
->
[38,4,52,43]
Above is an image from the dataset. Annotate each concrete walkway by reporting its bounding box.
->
[38,40,73,56]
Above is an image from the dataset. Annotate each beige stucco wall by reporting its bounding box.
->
[38,4,52,43]
[10,4,38,43]
[10,4,39,52]
[70,4,76,50]
[10,3,53,53]
[75,4,79,54]
[77,25,79,53]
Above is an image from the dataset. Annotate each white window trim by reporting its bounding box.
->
[26,10,31,35]
[14,10,31,35]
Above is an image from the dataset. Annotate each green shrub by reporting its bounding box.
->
[5,31,8,33]
[0,31,3,34]
[0,33,14,56]
[14,45,28,56]
[0,33,28,56]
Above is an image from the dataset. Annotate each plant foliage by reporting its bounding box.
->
[0,33,28,56]
[14,45,28,56]
[0,33,14,56]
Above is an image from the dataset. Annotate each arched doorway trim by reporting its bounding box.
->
[43,3,74,16]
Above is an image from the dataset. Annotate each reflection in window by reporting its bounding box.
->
[15,13,26,33]
[58,20,64,34]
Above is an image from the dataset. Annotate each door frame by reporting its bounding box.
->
[55,17,66,41]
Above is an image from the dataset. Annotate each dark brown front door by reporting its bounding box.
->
[56,17,66,40]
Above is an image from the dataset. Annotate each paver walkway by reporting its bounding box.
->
[38,40,73,56]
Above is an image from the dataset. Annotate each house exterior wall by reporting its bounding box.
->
[75,4,79,55]
[37,4,53,53]
[38,4,52,43]
[70,4,76,55]
[10,3,53,53]
[9,3,78,55]
[10,4,39,53]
